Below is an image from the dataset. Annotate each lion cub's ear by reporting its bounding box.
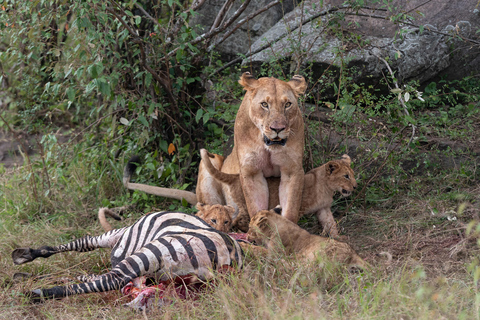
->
[340,154,352,166]
[195,202,208,218]
[288,75,307,96]
[326,161,341,175]
[225,205,236,219]
[238,72,258,90]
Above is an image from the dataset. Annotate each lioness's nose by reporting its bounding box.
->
[270,124,286,133]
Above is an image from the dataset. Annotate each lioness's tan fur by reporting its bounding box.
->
[201,149,357,237]
[247,209,367,269]
[209,73,307,223]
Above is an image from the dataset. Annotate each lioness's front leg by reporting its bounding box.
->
[239,170,269,218]
[279,169,304,223]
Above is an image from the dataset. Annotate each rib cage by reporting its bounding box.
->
[12,211,244,301]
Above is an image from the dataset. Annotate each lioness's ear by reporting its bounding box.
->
[288,75,307,96]
[326,162,340,175]
[340,154,352,166]
[238,72,258,90]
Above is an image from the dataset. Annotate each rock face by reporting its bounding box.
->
[191,0,296,60]
[194,0,479,84]
[243,0,480,84]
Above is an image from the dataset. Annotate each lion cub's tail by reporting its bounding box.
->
[122,155,197,205]
[200,149,239,186]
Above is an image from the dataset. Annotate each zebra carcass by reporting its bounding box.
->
[12,211,244,302]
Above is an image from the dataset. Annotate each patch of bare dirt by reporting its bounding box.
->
[0,131,70,169]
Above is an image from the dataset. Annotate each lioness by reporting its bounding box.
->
[247,208,368,269]
[200,149,357,237]
[122,73,306,224]
[98,203,235,233]
[208,72,307,223]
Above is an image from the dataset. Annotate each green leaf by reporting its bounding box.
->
[97,79,111,97]
[66,87,75,101]
[145,72,152,87]
[159,140,168,153]
[181,198,188,207]
[195,109,204,123]
[390,88,402,94]
[203,112,210,124]
[138,115,149,127]
[88,64,98,78]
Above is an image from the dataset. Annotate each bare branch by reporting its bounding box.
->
[209,0,235,33]
[170,0,208,39]
[166,0,252,57]
[134,2,167,34]
[208,0,281,51]
[190,0,207,11]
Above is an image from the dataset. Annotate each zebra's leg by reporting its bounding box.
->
[12,228,126,265]
[28,243,164,302]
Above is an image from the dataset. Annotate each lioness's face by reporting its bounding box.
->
[239,73,307,148]
[251,83,300,147]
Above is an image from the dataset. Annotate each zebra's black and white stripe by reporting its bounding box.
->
[12,211,244,301]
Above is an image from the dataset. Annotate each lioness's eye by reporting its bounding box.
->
[261,102,268,109]
[224,221,229,225]
[285,102,292,108]
[344,175,350,180]
[211,219,217,224]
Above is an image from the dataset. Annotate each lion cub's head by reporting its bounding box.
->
[325,155,357,197]
[195,203,235,233]
[238,72,307,148]
[246,207,288,247]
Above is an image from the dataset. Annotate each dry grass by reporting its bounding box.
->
[1,182,479,319]
[1,113,480,319]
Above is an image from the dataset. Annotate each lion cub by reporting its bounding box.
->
[200,149,357,237]
[194,203,235,233]
[247,208,368,269]
[98,203,235,233]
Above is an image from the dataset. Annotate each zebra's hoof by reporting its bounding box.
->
[25,289,45,304]
[12,248,34,265]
